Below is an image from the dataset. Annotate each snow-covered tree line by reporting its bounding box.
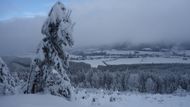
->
[69,63,190,93]
[2,53,190,95]
[2,56,190,94]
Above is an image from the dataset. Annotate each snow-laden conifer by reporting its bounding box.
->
[0,57,15,95]
[27,1,74,100]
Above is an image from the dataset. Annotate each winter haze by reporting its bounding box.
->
[0,0,190,56]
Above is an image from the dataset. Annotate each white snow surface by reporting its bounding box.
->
[106,57,190,65]
[73,59,107,67]
[0,89,190,107]
[0,94,78,107]
[71,49,190,67]
[73,57,190,67]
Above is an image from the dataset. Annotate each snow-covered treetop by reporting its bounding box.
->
[48,1,67,24]
[0,57,9,75]
[41,1,74,47]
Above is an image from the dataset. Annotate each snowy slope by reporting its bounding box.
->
[74,89,190,107]
[0,94,81,107]
[1,90,190,107]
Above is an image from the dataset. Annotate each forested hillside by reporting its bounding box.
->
[2,56,190,94]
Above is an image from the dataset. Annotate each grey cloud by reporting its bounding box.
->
[0,16,45,56]
[70,0,190,45]
[0,0,190,55]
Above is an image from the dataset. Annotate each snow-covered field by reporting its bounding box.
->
[106,57,190,65]
[71,49,190,67]
[73,57,190,67]
[17,49,190,67]
[1,89,190,107]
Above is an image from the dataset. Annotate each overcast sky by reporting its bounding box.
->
[0,0,190,55]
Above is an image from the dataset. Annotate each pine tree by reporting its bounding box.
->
[0,57,15,95]
[27,1,74,100]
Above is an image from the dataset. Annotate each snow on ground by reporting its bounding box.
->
[0,94,82,107]
[105,49,135,55]
[105,49,165,56]
[75,89,190,107]
[73,59,107,67]
[106,57,190,65]
[72,57,190,67]
[1,89,190,107]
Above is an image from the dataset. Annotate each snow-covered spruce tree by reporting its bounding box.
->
[0,57,16,95]
[27,2,74,100]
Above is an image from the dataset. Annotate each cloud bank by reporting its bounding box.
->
[0,0,190,55]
